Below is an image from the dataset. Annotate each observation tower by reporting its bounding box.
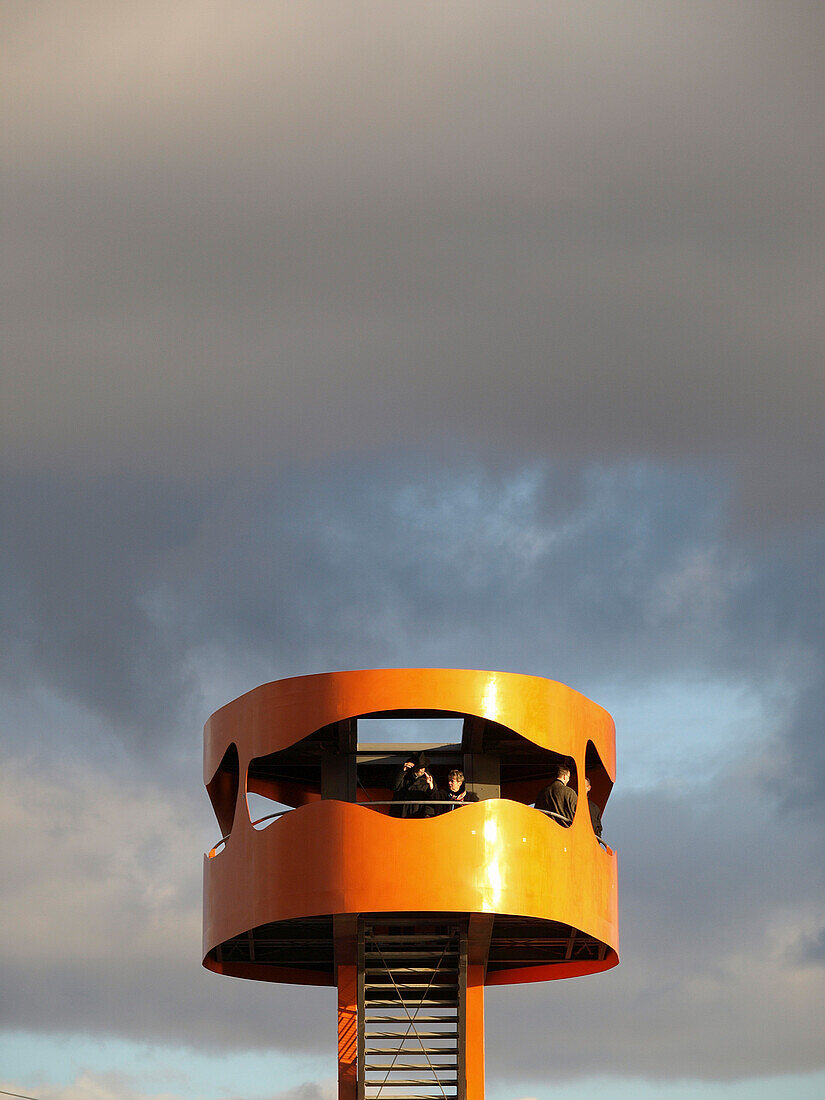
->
[203,668,618,1099]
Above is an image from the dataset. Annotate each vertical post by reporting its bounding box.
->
[357,922,366,1100]
[322,719,357,802]
[462,715,500,801]
[464,964,486,1100]
[457,928,467,1100]
[464,914,492,1100]
[465,752,500,800]
[337,965,358,1100]
[335,915,358,1100]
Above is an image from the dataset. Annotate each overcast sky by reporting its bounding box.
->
[2,3,825,1099]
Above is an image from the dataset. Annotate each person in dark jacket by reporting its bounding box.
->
[435,769,480,813]
[535,763,577,826]
[390,752,437,818]
[585,778,603,837]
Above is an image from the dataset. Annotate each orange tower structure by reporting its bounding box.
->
[203,668,618,1099]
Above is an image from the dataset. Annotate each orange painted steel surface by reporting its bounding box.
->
[465,965,486,1098]
[203,668,618,986]
[205,667,615,787]
[205,799,617,983]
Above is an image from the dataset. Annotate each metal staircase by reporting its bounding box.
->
[358,921,466,1100]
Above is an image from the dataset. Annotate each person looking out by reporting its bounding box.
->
[585,777,603,837]
[390,752,437,818]
[534,763,577,826]
[436,769,479,812]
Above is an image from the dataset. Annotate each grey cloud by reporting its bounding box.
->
[4,729,825,1081]
[4,459,825,806]
[0,475,206,746]
[486,774,825,1081]
[796,927,825,966]
[2,4,824,522]
[269,1085,335,1100]
[168,458,815,730]
[2,460,731,730]
[0,761,331,1053]
[724,526,825,810]
[2,1073,335,1100]
[2,955,332,1056]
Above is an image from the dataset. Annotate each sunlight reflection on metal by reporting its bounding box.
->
[481,675,499,719]
[481,815,503,912]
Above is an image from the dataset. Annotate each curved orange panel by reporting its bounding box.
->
[206,742,240,837]
[204,800,618,984]
[203,669,618,988]
[204,667,615,786]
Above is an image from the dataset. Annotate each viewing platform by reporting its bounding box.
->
[203,668,618,1098]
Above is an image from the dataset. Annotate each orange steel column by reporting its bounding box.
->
[335,916,358,1100]
[337,965,358,1100]
[465,966,486,1099]
[203,668,618,1098]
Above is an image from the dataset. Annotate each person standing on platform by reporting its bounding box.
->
[391,752,437,818]
[535,763,577,826]
[585,777,603,837]
[436,769,480,812]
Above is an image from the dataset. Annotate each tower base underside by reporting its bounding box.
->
[204,910,617,987]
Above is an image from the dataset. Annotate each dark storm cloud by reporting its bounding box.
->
[3,457,825,814]
[718,522,825,811]
[174,460,741,685]
[0,475,205,740]
[3,3,824,521]
[0,459,737,747]
[177,460,825,811]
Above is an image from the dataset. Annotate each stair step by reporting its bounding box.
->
[365,986,457,992]
[366,983,458,992]
[365,1014,457,1022]
[365,950,458,959]
[366,1047,458,1055]
[366,991,456,998]
[365,1078,459,1085]
[365,1061,456,1069]
[365,990,457,998]
[366,965,458,973]
[366,1001,455,1009]
[366,1031,459,1039]
[367,976,459,985]
[365,1050,457,1058]
[364,934,459,941]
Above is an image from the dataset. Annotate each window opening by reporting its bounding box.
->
[357,716,464,745]
[247,789,292,831]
